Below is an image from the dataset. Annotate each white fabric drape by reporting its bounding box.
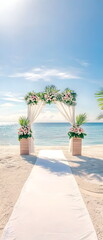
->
[28,101,45,153]
[28,101,45,124]
[55,101,75,125]
[27,100,75,154]
[55,102,75,152]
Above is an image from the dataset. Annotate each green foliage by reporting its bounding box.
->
[44,85,59,94]
[56,93,62,101]
[40,85,60,104]
[19,117,30,126]
[63,88,77,96]
[18,122,32,141]
[64,88,72,93]
[18,132,32,141]
[76,113,87,126]
[95,89,103,110]
[68,125,87,139]
[25,91,39,105]
[68,131,86,139]
[61,88,77,105]
[24,85,77,105]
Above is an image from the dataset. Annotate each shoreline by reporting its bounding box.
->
[0,143,103,147]
[0,145,103,239]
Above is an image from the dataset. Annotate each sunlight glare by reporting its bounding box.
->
[0,0,20,12]
[0,0,25,29]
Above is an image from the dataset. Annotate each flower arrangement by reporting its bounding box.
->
[18,126,32,140]
[25,85,77,105]
[68,113,87,139]
[61,88,77,105]
[25,91,39,105]
[41,85,59,104]
[18,117,32,141]
[41,92,56,104]
[68,126,86,139]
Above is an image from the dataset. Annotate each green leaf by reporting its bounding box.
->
[76,113,87,126]
[95,89,103,110]
[19,117,30,126]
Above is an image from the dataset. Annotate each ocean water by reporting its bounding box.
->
[0,122,103,146]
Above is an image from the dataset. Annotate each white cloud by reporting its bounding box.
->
[3,92,15,98]
[0,113,20,123]
[0,92,24,103]
[36,110,67,122]
[75,59,90,67]
[0,91,24,103]
[0,109,27,123]
[0,108,66,123]
[0,103,14,107]
[2,97,24,102]
[81,62,89,67]
[9,67,82,81]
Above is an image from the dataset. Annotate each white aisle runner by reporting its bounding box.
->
[1,150,98,240]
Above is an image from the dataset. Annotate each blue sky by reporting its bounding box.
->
[0,0,103,122]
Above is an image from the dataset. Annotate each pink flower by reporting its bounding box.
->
[79,128,84,133]
[70,128,74,132]
[74,128,78,132]
[32,96,36,99]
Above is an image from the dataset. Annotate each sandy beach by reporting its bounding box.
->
[0,145,103,240]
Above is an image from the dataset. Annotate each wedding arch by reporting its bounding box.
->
[25,85,77,153]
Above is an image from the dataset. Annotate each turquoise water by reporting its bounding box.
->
[0,122,103,146]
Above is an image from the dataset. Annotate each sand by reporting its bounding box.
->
[0,145,103,240]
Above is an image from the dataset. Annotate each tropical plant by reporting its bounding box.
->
[18,117,32,141]
[76,113,87,126]
[95,89,103,110]
[68,113,87,139]
[95,89,103,119]
[44,85,59,94]
[19,117,30,126]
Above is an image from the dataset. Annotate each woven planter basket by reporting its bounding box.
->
[71,137,82,156]
[20,138,29,155]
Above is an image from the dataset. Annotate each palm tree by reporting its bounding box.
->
[76,113,87,126]
[95,89,103,119]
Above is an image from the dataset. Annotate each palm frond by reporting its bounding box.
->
[19,117,29,126]
[45,85,59,93]
[95,89,103,110]
[76,113,87,126]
